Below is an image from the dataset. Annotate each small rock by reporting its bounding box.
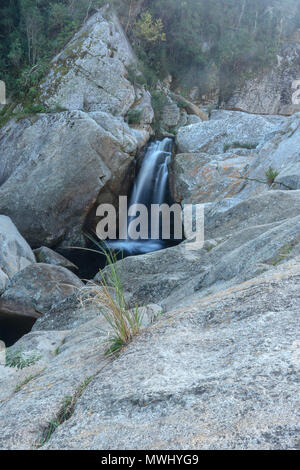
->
[34,247,78,273]
[0,215,35,279]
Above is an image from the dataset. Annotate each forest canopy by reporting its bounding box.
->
[1,0,300,103]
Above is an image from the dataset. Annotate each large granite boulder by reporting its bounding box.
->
[40,7,136,116]
[176,110,285,154]
[0,215,35,281]
[0,269,8,295]
[0,330,67,403]
[242,112,300,195]
[0,111,146,247]
[0,5,153,249]
[173,111,300,208]
[171,152,252,204]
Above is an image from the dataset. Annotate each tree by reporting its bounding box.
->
[136,11,165,43]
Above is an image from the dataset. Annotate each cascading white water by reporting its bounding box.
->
[108,138,175,256]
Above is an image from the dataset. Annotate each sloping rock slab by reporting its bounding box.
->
[226,41,300,116]
[0,316,110,449]
[32,294,98,332]
[44,260,300,450]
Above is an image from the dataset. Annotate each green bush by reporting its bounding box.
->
[6,349,41,369]
[265,166,279,186]
[126,109,143,125]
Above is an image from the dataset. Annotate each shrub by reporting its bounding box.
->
[6,349,41,369]
[265,166,279,186]
[151,90,168,133]
[126,109,142,125]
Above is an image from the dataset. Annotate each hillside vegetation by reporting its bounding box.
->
[1,0,300,104]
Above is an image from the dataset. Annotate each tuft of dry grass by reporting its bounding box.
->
[80,243,143,356]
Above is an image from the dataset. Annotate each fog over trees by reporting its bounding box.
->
[1,0,300,102]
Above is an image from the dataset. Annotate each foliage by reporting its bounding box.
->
[39,376,93,446]
[5,349,41,369]
[265,166,279,186]
[1,1,300,104]
[126,109,142,125]
[136,12,166,43]
[80,240,143,356]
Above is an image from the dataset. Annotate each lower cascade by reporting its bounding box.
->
[107,137,181,257]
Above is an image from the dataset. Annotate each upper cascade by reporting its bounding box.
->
[108,137,177,256]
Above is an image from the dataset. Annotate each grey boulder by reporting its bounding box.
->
[40,8,136,116]
[0,215,35,280]
[1,263,83,315]
[0,111,140,247]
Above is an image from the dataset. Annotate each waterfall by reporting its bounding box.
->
[108,138,176,256]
